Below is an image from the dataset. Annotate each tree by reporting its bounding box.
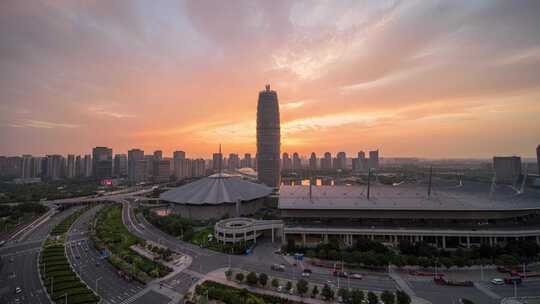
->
[321,284,334,301]
[311,285,319,298]
[235,272,244,282]
[286,281,293,292]
[338,288,351,303]
[396,290,411,304]
[258,273,268,287]
[297,279,309,297]
[246,272,258,285]
[351,289,365,304]
[380,290,395,304]
[271,278,279,289]
[367,291,378,304]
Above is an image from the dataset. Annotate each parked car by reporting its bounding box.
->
[491,278,504,285]
[351,273,363,279]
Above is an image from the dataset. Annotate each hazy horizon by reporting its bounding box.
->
[1,1,539,158]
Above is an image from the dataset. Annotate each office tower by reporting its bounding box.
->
[92,147,113,179]
[21,155,33,179]
[128,149,144,182]
[193,159,206,177]
[292,152,302,171]
[66,154,76,179]
[321,152,332,170]
[537,145,540,174]
[335,152,347,170]
[83,154,92,177]
[257,84,281,187]
[282,153,292,171]
[493,156,522,185]
[153,150,163,161]
[212,151,223,172]
[153,159,171,182]
[173,150,186,160]
[368,150,379,170]
[228,153,240,169]
[114,154,127,177]
[241,153,252,168]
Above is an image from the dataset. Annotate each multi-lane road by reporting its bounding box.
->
[0,206,82,304]
[65,205,146,304]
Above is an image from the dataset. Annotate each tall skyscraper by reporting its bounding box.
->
[212,152,223,172]
[114,154,127,177]
[153,150,163,161]
[257,85,281,187]
[309,153,317,170]
[92,147,113,179]
[128,149,144,182]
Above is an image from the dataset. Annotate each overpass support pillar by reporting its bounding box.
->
[323,234,328,244]
[466,236,470,249]
[442,236,446,249]
[271,228,274,243]
[489,237,494,247]
[302,234,306,246]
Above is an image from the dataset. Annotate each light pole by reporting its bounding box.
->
[514,281,517,298]
[64,292,68,304]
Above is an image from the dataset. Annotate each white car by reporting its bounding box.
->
[351,273,363,279]
[14,286,22,294]
[491,278,504,285]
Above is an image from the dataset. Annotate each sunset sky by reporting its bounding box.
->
[1,0,539,159]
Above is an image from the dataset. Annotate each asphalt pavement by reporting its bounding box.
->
[65,205,146,304]
[0,206,82,304]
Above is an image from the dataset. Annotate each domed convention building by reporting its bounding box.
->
[159,173,273,221]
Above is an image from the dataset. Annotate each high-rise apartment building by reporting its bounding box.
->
[21,155,33,179]
[153,159,170,182]
[321,152,332,170]
[241,153,252,168]
[309,153,317,170]
[173,150,186,160]
[83,154,92,177]
[153,150,163,161]
[44,155,65,180]
[335,152,347,170]
[66,154,76,179]
[292,152,302,171]
[128,149,144,182]
[257,84,281,187]
[368,150,379,170]
[353,151,367,172]
[282,153,291,171]
[228,153,240,169]
[114,154,127,177]
[92,147,113,179]
[193,159,206,177]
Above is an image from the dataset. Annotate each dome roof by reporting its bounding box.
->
[160,174,272,205]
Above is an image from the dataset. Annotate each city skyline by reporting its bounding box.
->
[1,1,540,158]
